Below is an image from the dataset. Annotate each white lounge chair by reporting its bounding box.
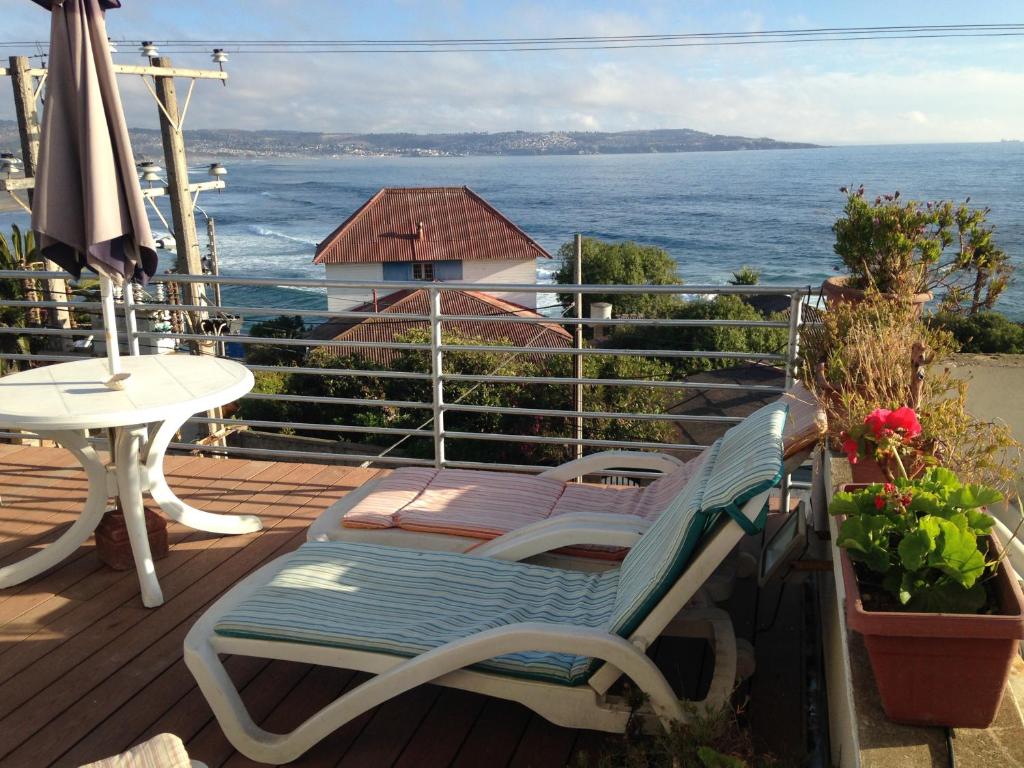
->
[184,401,787,764]
[307,383,824,570]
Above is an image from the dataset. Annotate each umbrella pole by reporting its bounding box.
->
[99,274,130,390]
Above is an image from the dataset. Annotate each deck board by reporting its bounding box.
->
[0,445,805,767]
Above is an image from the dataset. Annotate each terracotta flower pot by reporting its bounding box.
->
[837,518,1024,728]
[821,276,932,316]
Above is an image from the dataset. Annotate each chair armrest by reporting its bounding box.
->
[469,512,649,562]
[538,451,685,482]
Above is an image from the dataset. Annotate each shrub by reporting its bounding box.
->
[929,311,1024,354]
[611,295,788,377]
[729,266,761,286]
[833,186,1012,312]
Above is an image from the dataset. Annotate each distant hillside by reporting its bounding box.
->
[0,120,820,160]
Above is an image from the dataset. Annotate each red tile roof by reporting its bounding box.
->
[312,187,552,265]
[307,289,571,366]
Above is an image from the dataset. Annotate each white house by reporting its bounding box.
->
[312,186,551,311]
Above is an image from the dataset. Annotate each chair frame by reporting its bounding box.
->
[184,489,771,764]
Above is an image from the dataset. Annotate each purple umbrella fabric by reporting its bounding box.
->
[30,0,157,284]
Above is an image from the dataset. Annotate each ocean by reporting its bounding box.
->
[4,142,1023,319]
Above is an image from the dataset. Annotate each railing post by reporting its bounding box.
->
[785,290,803,388]
[122,281,141,356]
[573,234,584,461]
[429,286,446,468]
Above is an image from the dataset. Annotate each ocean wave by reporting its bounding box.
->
[246,224,319,247]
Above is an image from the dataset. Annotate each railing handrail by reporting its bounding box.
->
[0,269,809,475]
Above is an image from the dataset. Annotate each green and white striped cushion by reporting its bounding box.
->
[700,401,788,530]
[215,541,619,686]
[609,400,787,636]
[609,441,717,635]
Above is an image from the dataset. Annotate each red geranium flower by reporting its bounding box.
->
[864,409,892,439]
[841,434,859,464]
[887,406,922,439]
[874,495,886,510]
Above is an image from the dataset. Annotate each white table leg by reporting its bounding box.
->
[115,425,164,608]
[142,416,263,535]
[0,430,109,588]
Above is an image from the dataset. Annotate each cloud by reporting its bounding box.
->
[1,1,1022,144]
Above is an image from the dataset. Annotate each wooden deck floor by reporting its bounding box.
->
[0,444,808,767]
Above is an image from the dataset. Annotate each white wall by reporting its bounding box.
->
[325,262,384,312]
[460,259,540,308]
[324,258,541,310]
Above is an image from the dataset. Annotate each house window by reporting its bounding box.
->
[412,263,434,281]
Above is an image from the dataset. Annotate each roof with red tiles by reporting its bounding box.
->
[312,186,552,265]
[307,288,571,365]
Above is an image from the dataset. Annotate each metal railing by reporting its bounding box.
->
[0,269,809,475]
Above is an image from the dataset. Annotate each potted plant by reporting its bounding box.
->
[825,186,1013,314]
[840,406,925,483]
[830,462,1024,727]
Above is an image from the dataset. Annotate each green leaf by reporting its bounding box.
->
[828,492,861,516]
[697,746,748,768]
[927,518,987,588]
[906,491,943,516]
[906,580,988,614]
[898,528,934,572]
[928,467,960,490]
[949,484,1003,510]
[966,509,996,533]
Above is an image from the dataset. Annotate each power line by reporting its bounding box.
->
[3,23,1023,53]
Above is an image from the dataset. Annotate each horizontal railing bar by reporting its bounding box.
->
[442,430,707,451]
[244,392,432,409]
[0,326,96,337]
[188,416,430,437]
[443,402,743,422]
[444,372,785,392]
[0,270,810,297]
[133,302,432,322]
[441,314,790,328]
[1,299,102,310]
[245,363,430,380]
[438,343,785,360]
[165,441,433,466]
[133,331,429,350]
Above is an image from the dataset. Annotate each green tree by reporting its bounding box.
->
[0,225,44,374]
[245,314,307,366]
[555,237,682,318]
[728,266,761,286]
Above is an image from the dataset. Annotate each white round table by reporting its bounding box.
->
[0,355,257,607]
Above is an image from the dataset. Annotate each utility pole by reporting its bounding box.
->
[573,233,584,462]
[151,56,206,312]
[9,55,72,333]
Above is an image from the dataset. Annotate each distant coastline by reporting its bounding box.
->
[0,121,818,159]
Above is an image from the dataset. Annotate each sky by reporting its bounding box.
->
[2,0,1023,144]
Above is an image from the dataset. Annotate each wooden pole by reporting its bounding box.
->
[573,234,584,462]
[9,55,72,333]
[151,56,207,313]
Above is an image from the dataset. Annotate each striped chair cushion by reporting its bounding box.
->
[609,442,717,635]
[699,400,787,524]
[215,541,619,686]
[609,400,786,636]
[79,733,191,768]
[395,470,565,538]
[342,468,439,529]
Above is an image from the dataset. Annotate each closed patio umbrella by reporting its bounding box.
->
[30,0,157,389]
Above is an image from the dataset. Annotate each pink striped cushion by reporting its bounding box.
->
[79,733,191,768]
[343,468,438,529]
[395,470,565,538]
